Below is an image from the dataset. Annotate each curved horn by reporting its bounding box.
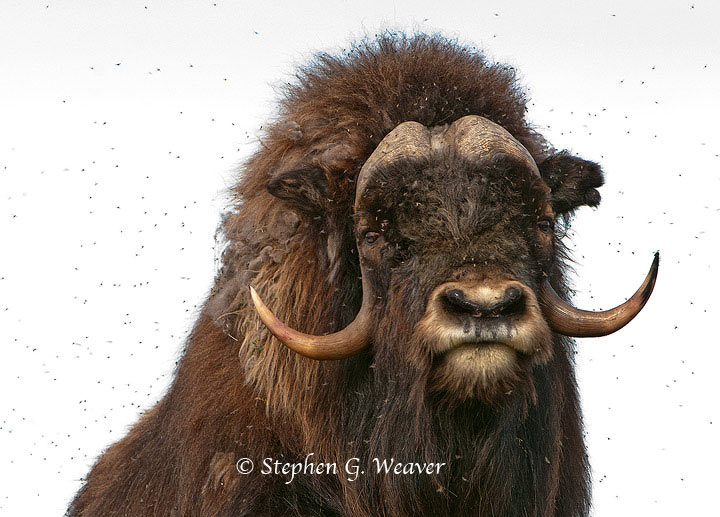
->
[249,276,374,360]
[539,252,659,337]
[250,122,432,360]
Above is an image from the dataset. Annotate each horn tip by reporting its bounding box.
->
[652,251,660,276]
[248,286,263,309]
[651,250,660,277]
[640,251,660,304]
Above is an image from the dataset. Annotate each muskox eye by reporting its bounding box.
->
[364,231,381,244]
[537,219,553,234]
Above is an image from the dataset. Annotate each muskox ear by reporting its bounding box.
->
[266,166,329,212]
[538,151,605,214]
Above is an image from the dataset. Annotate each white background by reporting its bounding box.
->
[1,1,718,515]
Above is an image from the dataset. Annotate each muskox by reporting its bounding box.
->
[68,33,658,516]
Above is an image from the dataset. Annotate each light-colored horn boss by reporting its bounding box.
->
[250,115,660,359]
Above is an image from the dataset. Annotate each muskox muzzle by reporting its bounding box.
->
[250,116,660,360]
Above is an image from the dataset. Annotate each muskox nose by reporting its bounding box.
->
[444,286,524,318]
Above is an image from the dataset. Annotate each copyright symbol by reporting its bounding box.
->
[236,458,254,474]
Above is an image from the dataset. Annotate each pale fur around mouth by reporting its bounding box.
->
[421,320,549,357]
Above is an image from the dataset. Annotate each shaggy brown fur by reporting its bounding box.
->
[68,33,606,516]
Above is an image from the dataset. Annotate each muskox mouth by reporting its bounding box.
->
[456,327,523,349]
[461,316,521,338]
[430,321,549,357]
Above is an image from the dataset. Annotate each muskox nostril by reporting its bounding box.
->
[442,286,525,318]
[494,287,524,317]
[446,289,464,304]
[444,289,483,314]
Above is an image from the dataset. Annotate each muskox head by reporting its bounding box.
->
[251,115,658,402]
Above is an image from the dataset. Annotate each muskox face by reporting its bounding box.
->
[354,127,555,400]
[251,116,658,403]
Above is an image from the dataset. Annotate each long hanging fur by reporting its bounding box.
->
[68,33,596,516]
